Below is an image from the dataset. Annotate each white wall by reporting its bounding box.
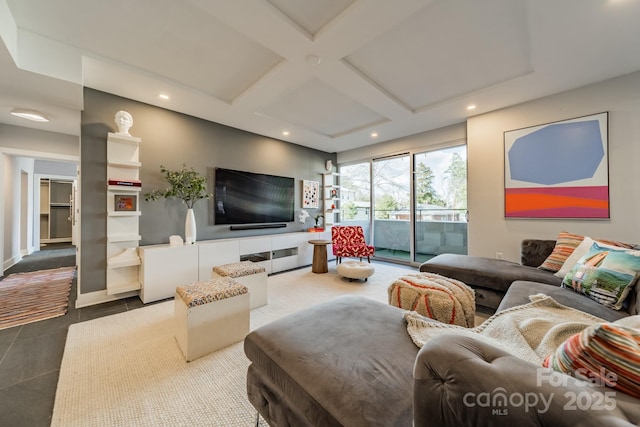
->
[467,71,640,262]
[3,156,34,269]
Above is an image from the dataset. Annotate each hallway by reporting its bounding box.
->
[0,244,144,426]
[2,243,76,276]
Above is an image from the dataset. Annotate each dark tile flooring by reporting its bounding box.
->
[0,243,145,427]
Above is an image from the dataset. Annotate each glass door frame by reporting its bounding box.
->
[339,140,467,267]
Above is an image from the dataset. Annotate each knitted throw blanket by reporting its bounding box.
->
[404,294,606,364]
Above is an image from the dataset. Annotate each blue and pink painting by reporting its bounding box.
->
[504,112,609,218]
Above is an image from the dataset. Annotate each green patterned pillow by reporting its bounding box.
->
[562,243,640,310]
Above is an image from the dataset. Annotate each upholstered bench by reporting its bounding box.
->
[212,261,267,309]
[388,272,476,327]
[174,278,249,362]
[337,260,375,282]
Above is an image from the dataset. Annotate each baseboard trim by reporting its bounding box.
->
[75,289,140,308]
[3,254,23,272]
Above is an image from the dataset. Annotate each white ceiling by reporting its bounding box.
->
[1,0,639,153]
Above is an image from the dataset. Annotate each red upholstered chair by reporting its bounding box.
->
[331,226,375,264]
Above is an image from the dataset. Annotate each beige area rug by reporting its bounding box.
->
[0,266,75,331]
[52,261,425,427]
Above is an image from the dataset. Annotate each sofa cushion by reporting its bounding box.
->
[420,254,562,293]
[498,281,629,322]
[543,321,640,399]
[562,243,640,310]
[521,239,556,267]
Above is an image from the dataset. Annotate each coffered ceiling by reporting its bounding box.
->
[1,0,639,153]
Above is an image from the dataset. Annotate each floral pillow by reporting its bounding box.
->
[562,242,640,310]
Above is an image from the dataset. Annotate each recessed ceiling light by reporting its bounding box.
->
[10,108,49,122]
[282,131,289,136]
[371,132,378,138]
[466,104,476,111]
[159,94,170,100]
[305,54,321,65]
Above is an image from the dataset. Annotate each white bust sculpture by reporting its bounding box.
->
[325,160,333,172]
[114,110,133,136]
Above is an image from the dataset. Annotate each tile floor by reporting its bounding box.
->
[0,244,145,427]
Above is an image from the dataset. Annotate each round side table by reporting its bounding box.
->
[308,239,332,273]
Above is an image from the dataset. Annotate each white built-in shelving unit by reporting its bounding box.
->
[323,172,340,226]
[106,132,142,295]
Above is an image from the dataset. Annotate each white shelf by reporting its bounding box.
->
[108,185,142,192]
[107,132,141,144]
[108,210,141,217]
[107,132,141,299]
[107,234,142,243]
[108,258,142,269]
[108,160,142,168]
[323,172,339,226]
[107,281,141,295]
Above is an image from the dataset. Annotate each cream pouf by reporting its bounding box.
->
[337,261,375,282]
[175,277,249,362]
[388,272,475,327]
[212,261,267,309]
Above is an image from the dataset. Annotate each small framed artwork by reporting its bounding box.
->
[330,189,338,199]
[302,180,319,208]
[114,194,137,211]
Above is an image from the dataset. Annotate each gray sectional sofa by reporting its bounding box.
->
[418,239,563,309]
[244,239,640,426]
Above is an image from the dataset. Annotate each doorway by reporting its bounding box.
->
[1,152,79,276]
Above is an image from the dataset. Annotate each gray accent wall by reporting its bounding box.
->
[81,88,336,294]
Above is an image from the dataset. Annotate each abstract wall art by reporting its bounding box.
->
[504,112,609,219]
[302,180,319,209]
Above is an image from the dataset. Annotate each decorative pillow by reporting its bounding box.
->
[543,322,640,398]
[554,237,595,278]
[562,243,640,310]
[539,231,633,273]
[554,237,628,279]
[538,231,585,272]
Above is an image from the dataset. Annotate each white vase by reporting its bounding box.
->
[185,208,196,244]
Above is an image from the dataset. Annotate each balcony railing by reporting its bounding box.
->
[341,208,468,262]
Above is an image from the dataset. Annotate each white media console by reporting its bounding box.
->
[138,230,333,303]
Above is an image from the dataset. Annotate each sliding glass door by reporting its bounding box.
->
[414,145,467,263]
[372,154,411,261]
[339,144,467,265]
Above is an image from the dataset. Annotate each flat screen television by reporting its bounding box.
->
[214,168,295,225]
